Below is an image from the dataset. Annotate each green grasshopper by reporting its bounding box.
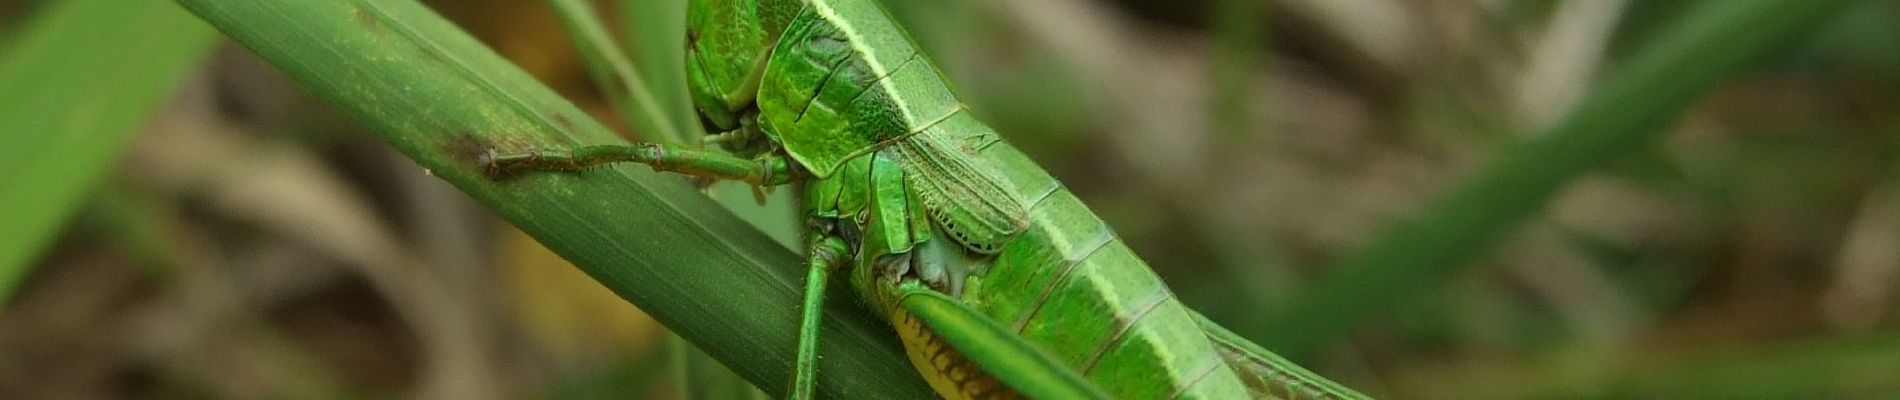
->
[483,0,1369,398]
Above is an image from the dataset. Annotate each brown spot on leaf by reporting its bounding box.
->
[354,5,386,34]
[440,132,497,166]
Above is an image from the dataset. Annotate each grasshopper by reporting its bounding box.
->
[484,0,1369,398]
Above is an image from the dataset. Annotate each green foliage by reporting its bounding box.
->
[169,0,930,397]
[0,0,218,305]
[613,0,699,143]
[1264,0,1855,355]
[546,0,690,145]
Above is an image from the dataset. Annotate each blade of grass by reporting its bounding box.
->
[0,0,218,306]
[171,0,930,397]
[568,0,803,386]
[1209,0,1266,142]
[545,0,691,145]
[1195,0,1307,335]
[614,0,699,141]
[1262,0,1853,356]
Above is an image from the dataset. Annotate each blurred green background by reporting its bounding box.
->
[2,0,1897,398]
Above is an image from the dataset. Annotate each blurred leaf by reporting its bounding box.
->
[546,0,689,145]
[1264,0,1854,355]
[84,185,185,283]
[170,0,930,397]
[0,0,218,306]
[1795,1,1900,80]
[1209,0,1266,141]
[613,0,698,142]
[535,342,672,400]
[1407,333,1900,399]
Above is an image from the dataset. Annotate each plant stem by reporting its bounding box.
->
[546,0,692,145]
[172,0,931,396]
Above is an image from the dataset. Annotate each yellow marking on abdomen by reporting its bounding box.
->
[890,309,1019,400]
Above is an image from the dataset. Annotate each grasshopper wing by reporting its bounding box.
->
[893,130,1029,254]
[1191,311,1374,400]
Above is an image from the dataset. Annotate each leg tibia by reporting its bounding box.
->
[481,143,796,186]
[790,235,852,400]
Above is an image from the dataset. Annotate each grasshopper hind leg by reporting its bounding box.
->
[478,142,797,186]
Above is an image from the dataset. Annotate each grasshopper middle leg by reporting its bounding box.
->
[790,234,851,400]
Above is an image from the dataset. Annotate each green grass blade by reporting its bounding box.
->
[170,0,930,397]
[545,0,690,145]
[614,0,699,143]
[0,0,218,306]
[1208,0,1266,141]
[1263,0,1853,355]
